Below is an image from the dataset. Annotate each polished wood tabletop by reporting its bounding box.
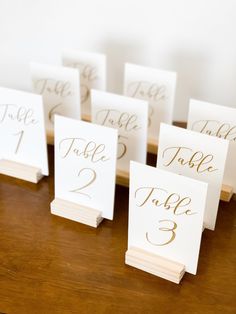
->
[0,146,235,314]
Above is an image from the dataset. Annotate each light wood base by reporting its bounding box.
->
[82,114,91,122]
[116,169,129,187]
[0,159,43,183]
[147,138,158,155]
[220,184,234,202]
[125,247,185,284]
[50,198,103,228]
[46,129,54,145]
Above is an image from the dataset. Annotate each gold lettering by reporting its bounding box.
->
[135,186,196,215]
[0,104,38,126]
[59,137,110,163]
[192,119,236,142]
[34,78,72,97]
[95,109,141,132]
[162,146,218,173]
[146,220,177,246]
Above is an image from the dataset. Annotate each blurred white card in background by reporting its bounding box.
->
[30,62,80,134]
[62,50,106,118]
[128,161,208,275]
[156,123,229,230]
[0,87,48,175]
[124,63,177,144]
[187,99,236,194]
[91,90,148,173]
[54,115,118,220]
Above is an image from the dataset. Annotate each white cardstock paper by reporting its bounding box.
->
[62,50,106,118]
[0,87,48,175]
[30,62,81,134]
[128,161,208,275]
[156,123,229,230]
[187,99,236,193]
[91,90,148,173]
[54,115,118,220]
[124,63,177,143]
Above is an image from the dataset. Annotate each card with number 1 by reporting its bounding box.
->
[0,87,48,176]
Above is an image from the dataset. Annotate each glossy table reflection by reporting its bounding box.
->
[0,146,235,314]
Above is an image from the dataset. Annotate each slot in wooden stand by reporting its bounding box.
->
[0,159,43,183]
[47,130,54,145]
[50,198,103,228]
[125,247,185,284]
[116,169,129,187]
[147,138,158,155]
[220,184,234,202]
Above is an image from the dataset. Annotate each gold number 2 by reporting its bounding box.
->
[146,220,177,246]
[70,168,96,199]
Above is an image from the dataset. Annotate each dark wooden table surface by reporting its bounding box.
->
[0,146,235,314]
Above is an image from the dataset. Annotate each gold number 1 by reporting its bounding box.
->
[14,130,24,154]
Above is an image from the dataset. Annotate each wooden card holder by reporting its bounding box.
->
[125,247,185,284]
[116,169,129,187]
[50,198,103,228]
[0,159,43,183]
[220,184,234,202]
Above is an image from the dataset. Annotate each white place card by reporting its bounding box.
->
[62,50,106,118]
[128,161,208,274]
[0,87,48,174]
[124,63,177,143]
[54,115,118,220]
[91,90,148,173]
[156,123,229,230]
[30,62,80,134]
[187,99,236,194]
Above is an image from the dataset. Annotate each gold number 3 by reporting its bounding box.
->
[146,220,177,246]
[70,168,96,199]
